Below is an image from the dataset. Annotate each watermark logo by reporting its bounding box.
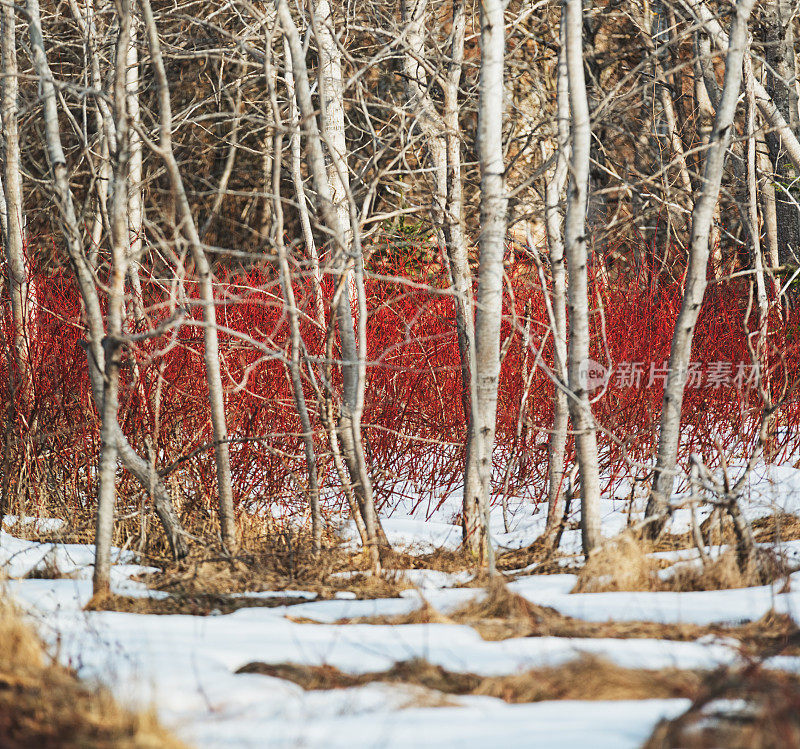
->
[579,359,610,391]
[607,360,759,390]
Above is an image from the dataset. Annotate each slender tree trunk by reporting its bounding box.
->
[126,14,145,323]
[439,0,480,550]
[94,0,132,596]
[27,0,188,559]
[277,0,383,572]
[282,36,352,533]
[745,54,769,325]
[645,0,757,534]
[401,0,447,249]
[402,0,479,554]
[758,127,780,273]
[564,0,602,555]
[464,0,506,570]
[265,28,323,552]
[309,0,386,558]
[543,13,570,545]
[693,31,723,256]
[283,37,326,330]
[762,0,800,269]
[2,1,30,398]
[141,0,238,553]
[68,0,112,268]
[312,0,355,308]
[0,172,7,242]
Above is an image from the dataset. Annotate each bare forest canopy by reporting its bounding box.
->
[1,0,799,591]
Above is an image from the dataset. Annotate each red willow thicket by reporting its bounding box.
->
[2,233,799,538]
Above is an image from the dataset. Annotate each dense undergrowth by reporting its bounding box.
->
[2,237,799,555]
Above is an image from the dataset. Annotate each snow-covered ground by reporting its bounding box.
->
[3,461,800,747]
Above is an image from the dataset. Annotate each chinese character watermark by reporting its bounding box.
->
[600,360,760,389]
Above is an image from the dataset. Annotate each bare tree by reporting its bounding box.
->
[465,0,506,569]
[542,12,570,546]
[564,0,602,554]
[26,0,188,559]
[400,0,447,248]
[264,24,323,553]
[140,0,238,553]
[441,1,482,558]
[276,0,383,572]
[94,0,133,596]
[126,11,145,323]
[2,0,29,397]
[646,0,757,535]
[442,1,478,529]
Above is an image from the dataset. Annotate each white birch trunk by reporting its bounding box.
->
[264,32,323,552]
[94,0,132,596]
[401,0,447,249]
[543,13,570,544]
[283,37,326,331]
[140,0,238,552]
[646,0,757,533]
[27,0,188,560]
[466,0,506,569]
[564,0,602,554]
[277,0,383,572]
[126,14,145,323]
[313,0,356,311]
[1,1,30,394]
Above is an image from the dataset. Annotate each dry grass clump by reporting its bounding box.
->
[0,596,184,748]
[733,611,800,658]
[574,533,658,592]
[650,511,800,554]
[237,654,702,704]
[330,578,711,642]
[84,590,312,616]
[644,665,800,749]
[473,656,701,702]
[576,532,792,594]
[664,549,792,592]
[752,512,800,543]
[381,547,474,573]
[135,530,411,608]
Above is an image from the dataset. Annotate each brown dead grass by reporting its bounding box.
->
[327,578,707,642]
[139,532,411,605]
[237,654,702,704]
[575,533,656,592]
[0,596,184,748]
[752,512,800,543]
[84,590,315,616]
[380,547,474,573]
[650,511,800,554]
[644,665,800,749]
[321,579,800,660]
[575,532,792,594]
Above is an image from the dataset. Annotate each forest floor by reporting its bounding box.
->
[4,461,800,747]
